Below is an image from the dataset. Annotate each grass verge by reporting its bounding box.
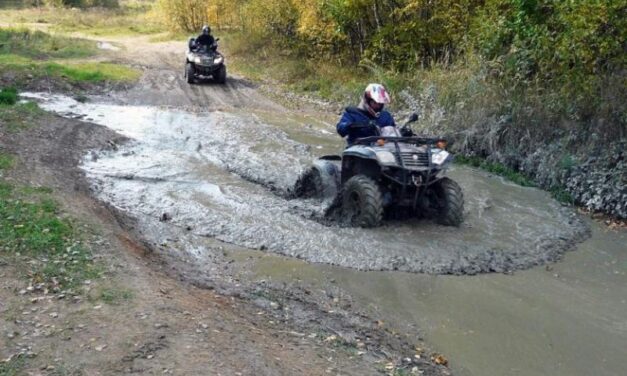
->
[0,355,24,376]
[0,28,141,86]
[455,155,535,187]
[0,4,162,37]
[222,32,367,103]
[0,146,101,291]
[455,155,575,204]
[0,87,18,104]
[0,27,96,59]
[0,56,141,83]
[0,100,44,132]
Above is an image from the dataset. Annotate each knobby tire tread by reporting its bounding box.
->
[342,175,383,228]
[436,177,464,226]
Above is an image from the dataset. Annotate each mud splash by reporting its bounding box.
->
[24,93,589,274]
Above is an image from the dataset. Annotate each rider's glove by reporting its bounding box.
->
[400,126,414,137]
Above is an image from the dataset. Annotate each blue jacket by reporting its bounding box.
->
[336,107,396,145]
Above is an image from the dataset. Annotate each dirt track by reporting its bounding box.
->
[101,36,284,111]
[0,36,448,375]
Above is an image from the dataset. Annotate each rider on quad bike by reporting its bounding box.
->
[295,83,464,228]
[195,25,216,51]
[185,25,226,84]
[337,83,395,146]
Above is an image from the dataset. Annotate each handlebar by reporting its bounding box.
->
[352,135,446,146]
[349,122,377,129]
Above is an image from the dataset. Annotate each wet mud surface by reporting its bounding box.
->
[24,92,589,275]
[6,34,622,376]
[252,221,627,376]
[1,102,445,376]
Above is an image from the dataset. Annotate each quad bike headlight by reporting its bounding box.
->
[375,151,397,165]
[431,150,450,165]
[214,56,224,64]
[193,56,202,64]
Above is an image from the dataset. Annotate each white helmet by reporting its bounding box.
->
[364,83,391,104]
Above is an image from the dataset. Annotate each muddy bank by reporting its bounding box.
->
[395,89,626,220]
[460,127,626,219]
[111,206,448,375]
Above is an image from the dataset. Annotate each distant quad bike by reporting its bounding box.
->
[185,37,227,84]
[295,113,464,227]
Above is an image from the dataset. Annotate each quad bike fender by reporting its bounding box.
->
[185,51,195,64]
[312,158,341,199]
[342,145,377,161]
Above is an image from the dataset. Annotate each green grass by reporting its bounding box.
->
[0,153,14,170]
[0,101,44,132]
[0,5,163,37]
[455,155,536,187]
[559,154,577,171]
[0,87,18,104]
[54,22,162,37]
[455,154,576,204]
[549,186,575,205]
[0,53,141,83]
[97,287,134,304]
[0,27,97,60]
[45,61,142,82]
[0,355,24,376]
[0,28,141,85]
[223,32,366,103]
[0,152,102,290]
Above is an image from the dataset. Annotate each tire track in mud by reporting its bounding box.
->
[112,41,281,111]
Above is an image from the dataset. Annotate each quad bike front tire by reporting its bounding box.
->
[431,177,464,226]
[293,167,324,198]
[341,175,383,228]
[185,63,195,84]
[215,65,227,84]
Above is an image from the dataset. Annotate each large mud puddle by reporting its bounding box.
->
[252,221,627,376]
[25,93,588,274]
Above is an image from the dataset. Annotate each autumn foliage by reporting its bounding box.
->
[162,0,626,130]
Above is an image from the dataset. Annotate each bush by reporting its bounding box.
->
[471,0,626,116]
[156,0,209,32]
[0,87,18,105]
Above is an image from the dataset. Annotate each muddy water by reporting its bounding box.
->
[24,92,587,275]
[24,92,624,374]
[252,222,627,376]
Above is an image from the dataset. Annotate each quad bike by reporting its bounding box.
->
[294,113,464,227]
[185,37,227,84]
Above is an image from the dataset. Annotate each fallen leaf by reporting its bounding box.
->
[431,354,448,366]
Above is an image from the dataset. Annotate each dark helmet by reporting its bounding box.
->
[202,25,211,35]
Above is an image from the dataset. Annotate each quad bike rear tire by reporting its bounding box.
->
[185,63,195,84]
[215,65,227,84]
[341,175,383,227]
[431,177,464,226]
[294,167,324,198]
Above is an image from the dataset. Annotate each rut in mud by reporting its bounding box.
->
[24,92,589,275]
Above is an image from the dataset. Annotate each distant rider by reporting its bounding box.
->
[336,83,395,146]
[195,25,216,51]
